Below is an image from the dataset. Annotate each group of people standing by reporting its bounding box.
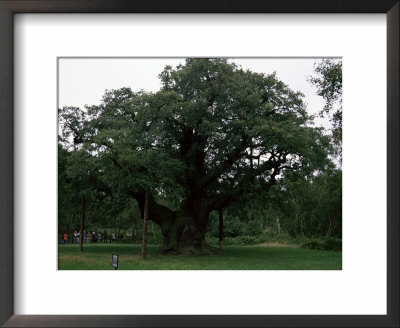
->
[61,230,109,244]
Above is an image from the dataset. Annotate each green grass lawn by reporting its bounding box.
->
[58,243,341,270]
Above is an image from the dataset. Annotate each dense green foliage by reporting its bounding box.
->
[58,58,342,254]
[206,169,341,240]
[309,59,342,160]
[301,238,342,252]
[58,244,342,270]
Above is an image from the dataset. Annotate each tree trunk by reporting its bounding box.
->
[161,210,218,255]
[115,216,117,241]
[142,190,149,259]
[79,195,85,252]
[131,216,136,240]
[326,215,332,237]
[67,214,73,236]
[218,208,224,250]
[151,221,156,243]
[131,190,217,255]
[299,215,305,237]
[276,216,280,239]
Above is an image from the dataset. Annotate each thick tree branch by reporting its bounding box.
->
[201,135,248,188]
[127,190,176,227]
[207,155,289,212]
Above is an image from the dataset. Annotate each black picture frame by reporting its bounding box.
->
[0,1,398,327]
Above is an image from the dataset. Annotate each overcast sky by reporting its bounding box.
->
[58,57,331,128]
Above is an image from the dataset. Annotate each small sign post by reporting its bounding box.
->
[112,254,119,270]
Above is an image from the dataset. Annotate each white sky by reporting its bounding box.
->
[58,57,331,128]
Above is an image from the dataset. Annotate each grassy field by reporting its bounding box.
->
[58,243,341,270]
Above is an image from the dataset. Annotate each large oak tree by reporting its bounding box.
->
[59,58,330,254]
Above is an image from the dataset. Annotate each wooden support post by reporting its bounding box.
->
[79,195,86,252]
[142,190,149,259]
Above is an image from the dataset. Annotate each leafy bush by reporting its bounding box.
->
[244,220,263,236]
[205,235,219,246]
[260,227,277,240]
[321,238,342,251]
[206,234,261,246]
[301,240,320,250]
[223,216,246,237]
[232,235,261,245]
[301,238,342,251]
[208,214,246,238]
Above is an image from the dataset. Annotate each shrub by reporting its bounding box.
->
[234,235,261,245]
[244,220,263,236]
[228,235,259,246]
[301,238,342,251]
[321,238,342,251]
[206,234,261,246]
[258,227,294,244]
[301,240,320,250]
[223,216,246,237]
